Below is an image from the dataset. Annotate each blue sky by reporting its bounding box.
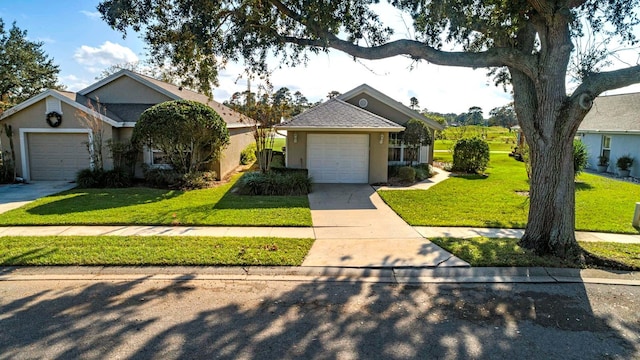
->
[2,1,638,115]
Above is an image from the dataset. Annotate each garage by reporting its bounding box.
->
[27,133,91,181]
[307,134,369,183]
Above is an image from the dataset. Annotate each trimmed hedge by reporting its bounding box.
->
[76,168,133,188]
[236,171,312,195]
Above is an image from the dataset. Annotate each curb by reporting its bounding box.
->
[1,266,639,286]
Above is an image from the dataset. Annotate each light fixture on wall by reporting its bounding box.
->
[293,133,298,143]
[379,133,384,144]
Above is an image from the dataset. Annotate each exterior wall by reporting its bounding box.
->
[344,94,411,125]
[0,98,117,179]
[84,76,172,104]
[580,132,640,177]
[285,130,389,184]
[213,127,254,179]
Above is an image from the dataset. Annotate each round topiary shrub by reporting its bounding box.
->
[452,137,490,174]
[397,166,416,183]
[133,100,230,174]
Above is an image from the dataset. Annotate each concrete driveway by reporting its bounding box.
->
[0,181,77,214]
[303,183,468,268]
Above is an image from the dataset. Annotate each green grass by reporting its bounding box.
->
[0,174,312,226]
[435,139,515,152]
[430,237,640,270]
[273,137,286,151]
[0,236,314,266]
[380,153,640,234]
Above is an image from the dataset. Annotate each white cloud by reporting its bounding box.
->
[74,41,139,73]
[213,50,512,114]
[80,10,101,19]
[59,74,92,92]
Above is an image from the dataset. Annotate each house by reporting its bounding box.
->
[275,84,444,183]
[0,70,254,181]
[577,92,640,177]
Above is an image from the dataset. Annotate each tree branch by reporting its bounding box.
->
[573,65,640,100]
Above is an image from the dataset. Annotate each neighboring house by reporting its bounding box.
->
[0,70,254,181]
[275,84,444,183]
[577,92,640,178]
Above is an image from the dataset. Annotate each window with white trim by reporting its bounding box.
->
[388,131,422,164]
[601,135,611,161]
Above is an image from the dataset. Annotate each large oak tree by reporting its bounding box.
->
[98,0,640,258]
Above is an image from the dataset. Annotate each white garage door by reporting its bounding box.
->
[28,133,91,181]
[307,134,369,183]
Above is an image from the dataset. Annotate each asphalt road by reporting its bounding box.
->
[1,279,638,359]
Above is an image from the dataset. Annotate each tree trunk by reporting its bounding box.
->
[519,132,581,258]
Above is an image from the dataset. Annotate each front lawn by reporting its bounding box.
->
[0,236,314,266]
[379,153,640,234]
[431,237,640,270]
[0,174,312,226]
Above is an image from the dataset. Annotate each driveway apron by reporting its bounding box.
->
[303,183,468,268]
[0,181,77,214]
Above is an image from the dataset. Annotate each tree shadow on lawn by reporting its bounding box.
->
[212,189,309,210]
[575,181,594,191]
[24,189,182,216]
[1,273,637,358]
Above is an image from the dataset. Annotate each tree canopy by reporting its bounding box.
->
[98,0,640,258]
[0,19,60,108]
[133,100,230,174]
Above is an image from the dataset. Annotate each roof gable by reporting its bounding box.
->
[276,98,404,131]
[578,92,640,133]
[339,84,445,131]
[79,70,252,127]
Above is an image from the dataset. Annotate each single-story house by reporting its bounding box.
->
[0,70,254,181]
[577,92,640,178]
[275,84,444,183]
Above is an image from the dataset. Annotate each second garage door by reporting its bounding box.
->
[28,133,91,181]
[307,134,369,183]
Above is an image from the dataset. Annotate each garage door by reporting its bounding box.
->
[307,134,369,183]
[28,133,91,181]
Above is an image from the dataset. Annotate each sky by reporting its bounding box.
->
[2,1,639,115]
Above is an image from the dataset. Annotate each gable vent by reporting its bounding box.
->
[46,96,62,114]
[358,98,368,108]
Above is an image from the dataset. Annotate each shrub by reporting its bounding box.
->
[270,167,309,176]
[452,137,490,173]
[181,171,217,190]
[133,100,230,174]
[103,168,133,188]
[573,140,588,177]
[236,171,312,195]
[76,168,105,188]
[143,167,182,188]
[616,155,634,171]
[240,143,257,165]
[270,152,285,168]
[397,166,416,183]
[77,168,133,188]
[108,140,138,176]
[414,166,429,181]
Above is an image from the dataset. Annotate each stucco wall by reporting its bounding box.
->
[213,127,254,179]
[344,95,411,125]
[580,133,640,177]
[84,76,172,104]
[0,98,117,178]
[285,130,389,184]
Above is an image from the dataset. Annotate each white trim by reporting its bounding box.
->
[19,128,90,181]
[1,89,123,128]
[577,130,640,135]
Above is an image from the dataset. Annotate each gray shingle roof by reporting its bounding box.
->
[578,92,640,132]
[276,99,404,130]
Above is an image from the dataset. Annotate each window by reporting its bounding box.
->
[151,149,170,165]
[601,135,611,160]
[388,132,423,164]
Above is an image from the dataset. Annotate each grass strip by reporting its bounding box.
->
[0,174,312,227]
[0,236,314,266]
[430,237,640,270]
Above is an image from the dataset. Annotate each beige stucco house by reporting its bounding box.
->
[0,70,254,181]
[276,84,444,183]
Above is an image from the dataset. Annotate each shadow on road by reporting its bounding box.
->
[0,274,638,359]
